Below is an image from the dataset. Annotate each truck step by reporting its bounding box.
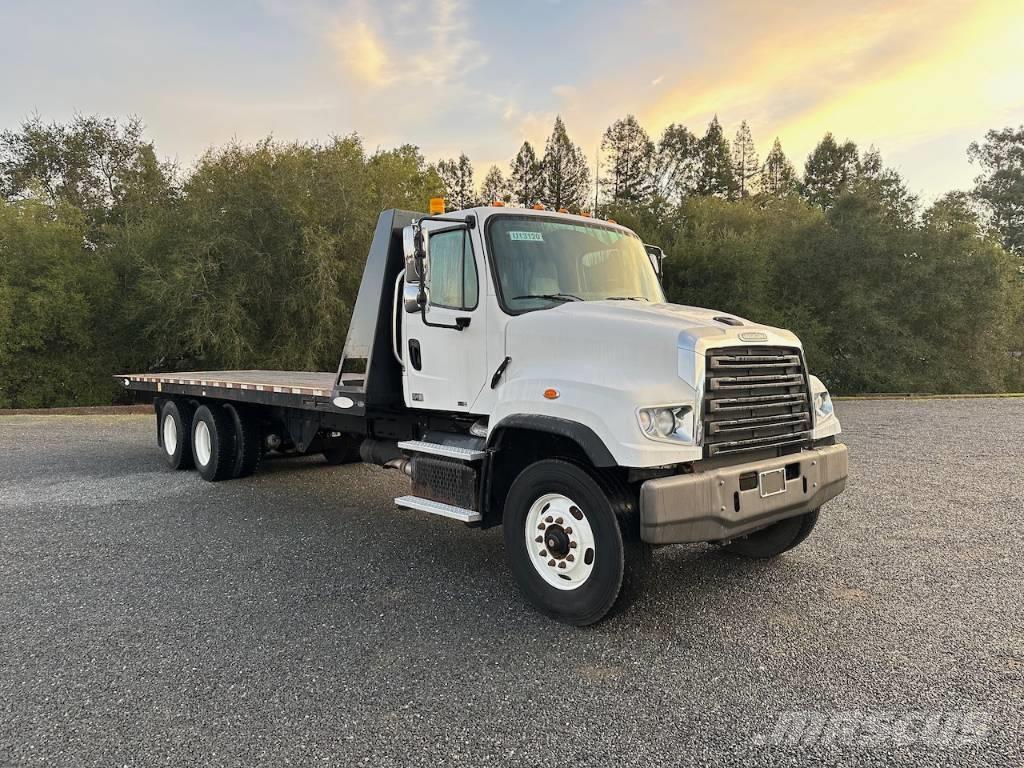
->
[394,495,481,523]
[397,440,485,461]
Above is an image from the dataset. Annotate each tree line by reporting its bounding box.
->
[0,113,1022,407]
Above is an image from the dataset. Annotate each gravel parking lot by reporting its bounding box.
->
[1,399,1021,766]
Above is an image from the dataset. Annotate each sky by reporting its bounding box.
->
[2,0,1022,201]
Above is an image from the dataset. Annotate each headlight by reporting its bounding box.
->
[637,404,696,443]
[814,390,834,419]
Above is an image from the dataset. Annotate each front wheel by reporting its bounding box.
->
[503,460,626,626]
[720,509,820,559]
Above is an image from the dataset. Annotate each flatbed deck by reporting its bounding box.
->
[118,370,364,422]
[123,370,336,396]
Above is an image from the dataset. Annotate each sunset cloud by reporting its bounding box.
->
[1,0,1019,196]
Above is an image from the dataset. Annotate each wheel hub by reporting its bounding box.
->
[525,493,596,591]
[543,526,571,558]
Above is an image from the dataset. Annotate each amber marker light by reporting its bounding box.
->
[429,197,446,215]
[543,388,560,400]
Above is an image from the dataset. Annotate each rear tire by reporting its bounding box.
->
[159,399,195,470]
[191,404,237,482]
[224,404,262,478]
[503,460,625,626]
[720,509,820,559]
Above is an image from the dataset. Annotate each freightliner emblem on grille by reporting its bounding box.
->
[738,331,768,342]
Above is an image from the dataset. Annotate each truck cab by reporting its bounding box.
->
[335,203,847,623]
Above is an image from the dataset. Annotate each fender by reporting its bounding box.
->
[486,414,617,467]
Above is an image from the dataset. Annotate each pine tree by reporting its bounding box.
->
[856,146,919,227]
[969,125,1024,254]
[509,141,544,206]
[436,153,476,209]
[694,116,737,198]
[731,120,760,197]
[802,132,858,209]
[654,123,699,201]
[600,114,654,203]
[542,116,591,211]
[762,138,796,196]
[479,164,509,204]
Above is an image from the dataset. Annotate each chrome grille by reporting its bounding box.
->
[702,346,812,457]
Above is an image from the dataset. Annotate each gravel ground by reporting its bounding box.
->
[0,401,1021,767]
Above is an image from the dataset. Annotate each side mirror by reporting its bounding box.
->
[644,244,667,279]
[403,283,423,313]
[403,225,426,283]
[403,224,429,313]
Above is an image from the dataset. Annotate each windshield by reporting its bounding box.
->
[487,215,665,312]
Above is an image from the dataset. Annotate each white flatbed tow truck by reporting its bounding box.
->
[122,202,848,624]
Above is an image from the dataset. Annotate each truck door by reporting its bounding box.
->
[402,225,487,412]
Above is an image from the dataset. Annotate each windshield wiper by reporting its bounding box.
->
[604,296,649,302]
[512,292,583,303]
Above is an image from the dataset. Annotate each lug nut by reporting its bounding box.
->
[539,550,547,557]
[555,517,564,525]
[557,562,566,569]
[535,536,543,543]
[564,527,573,535]
[547,559,556,567]
[538,523,545,530]
[566,554,575,562]
[545,516,553,523]
[569,541,577,549]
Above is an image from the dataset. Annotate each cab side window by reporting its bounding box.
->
[428,229,478,310]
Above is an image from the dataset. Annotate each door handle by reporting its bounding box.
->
[408,339,422,371]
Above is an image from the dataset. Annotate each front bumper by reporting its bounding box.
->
[639,443,848,544]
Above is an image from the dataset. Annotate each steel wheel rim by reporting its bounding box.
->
[194,420,212,466]
[163,413,177,456]
[524,493,596,591]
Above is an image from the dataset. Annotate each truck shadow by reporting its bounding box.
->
[230,459,825,635]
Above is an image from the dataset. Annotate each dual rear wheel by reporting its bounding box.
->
[158,399,262,481]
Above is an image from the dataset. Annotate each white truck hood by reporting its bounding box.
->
[507,300,801,355]
[492,301,807,468]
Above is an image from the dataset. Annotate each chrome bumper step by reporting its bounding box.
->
[397,440,485,461]
[394,495,481,523]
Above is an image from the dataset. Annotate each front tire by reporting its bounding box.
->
[159,399,195,471]
[191,404,237,482]
[503,460,625,626]
[720,509,820,559]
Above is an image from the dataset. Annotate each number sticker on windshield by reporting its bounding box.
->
[508,231,544,242]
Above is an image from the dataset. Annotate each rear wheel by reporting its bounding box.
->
[159,399,195,470]
[720,509,820,559]
[224,404,262,478]
[191,404,237,482]
[503,460,626,626]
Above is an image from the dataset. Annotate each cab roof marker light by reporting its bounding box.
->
[429,197,445,215]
